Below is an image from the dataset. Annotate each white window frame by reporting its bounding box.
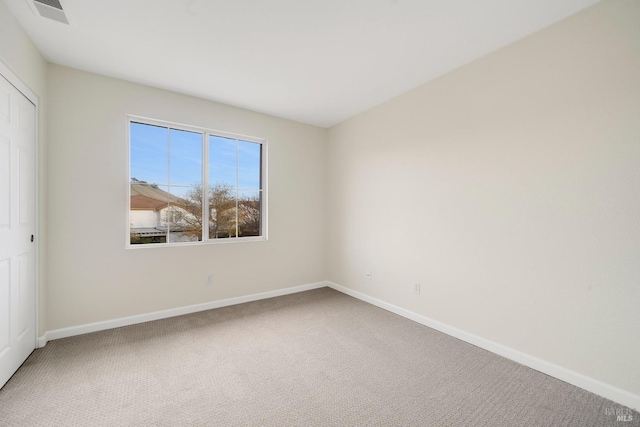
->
[126,115,268,248]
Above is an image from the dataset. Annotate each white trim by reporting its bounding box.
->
[0,57,40,349]
[37,281,327,347]
[261,138,268,240]
[37,335,47,348]
[127,114,266,144]
[125,115,131,249]
[0,57,38,104]
[126,115,268,248]
[202,130,209,242]
[33,79,40,349]
[126,235,266,249]
[326,281,640,411]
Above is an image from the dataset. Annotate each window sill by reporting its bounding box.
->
[126,236,267,250]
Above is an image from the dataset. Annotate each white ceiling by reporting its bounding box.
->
[4,0,600,127]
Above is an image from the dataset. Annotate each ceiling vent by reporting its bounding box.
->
[33,0,69,24]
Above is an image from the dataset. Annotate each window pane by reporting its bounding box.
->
[209,135,236,187]
[237,140,261,190]
[129,119,266,246]
[169,129,202,186]
[165,186,202,243]
[238,190,261,237]
[130,122,168,186]
[130,182,169,245]
[208,185,237,239]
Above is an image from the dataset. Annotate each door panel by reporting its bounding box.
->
[0,137,9,226]
[0,259,9,356]
[0,87,9,121]
[18,254,30,339]
[0,73,36,389]
[19,146,32,225]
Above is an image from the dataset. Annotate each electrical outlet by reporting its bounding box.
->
[205,274,213,286]
[413,283,421,294]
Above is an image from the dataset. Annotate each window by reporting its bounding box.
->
[128,117,266,246]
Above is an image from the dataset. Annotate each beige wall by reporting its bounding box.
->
[46,65,326,330]
[326,0,640,396]
[0,0,48,334]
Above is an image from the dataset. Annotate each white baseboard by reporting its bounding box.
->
[326,281,640,412]
[37,281,326,348]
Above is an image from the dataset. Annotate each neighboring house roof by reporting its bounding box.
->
[130,195,167,211]
[130,182,189,211]
[131,182,184,204]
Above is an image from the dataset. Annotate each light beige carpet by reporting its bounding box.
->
[0,287,637,426]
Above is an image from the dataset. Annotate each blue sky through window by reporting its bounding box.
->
[130,122,261,191]
[130,122,167,184]
[170,129,202,186]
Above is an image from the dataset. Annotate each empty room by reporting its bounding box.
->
[0,0,639,425]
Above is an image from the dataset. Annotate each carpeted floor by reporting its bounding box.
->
[0,287,637,426]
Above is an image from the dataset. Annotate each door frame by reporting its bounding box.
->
[0,57,40,349]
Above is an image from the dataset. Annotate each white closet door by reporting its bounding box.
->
[0,73,36,389]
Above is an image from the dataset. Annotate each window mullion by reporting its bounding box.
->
[202,133,209,242]
[235,138,239,238]
[166,127,171,243]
